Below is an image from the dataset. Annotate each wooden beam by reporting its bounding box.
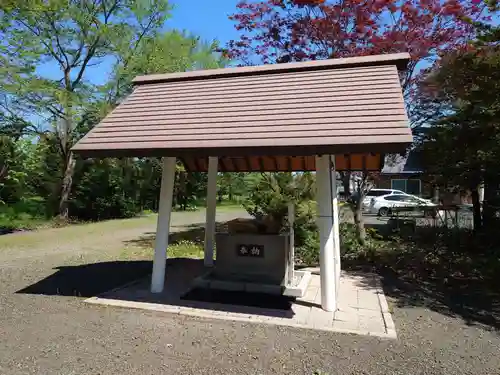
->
[243,156,252,172]
[302,156,307,171]
[271,156,278,171]
[362,154,367,173]
[345,154,351,172]
[221,157,231,172]
[258,156,265,172]
[287,156,293,172]
[193,157,203,172]
[219,157,227,172]
[227,157,238,172]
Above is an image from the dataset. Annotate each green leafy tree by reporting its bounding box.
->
[1,1,226,221]
[417,42,500,229]
[217,172,247,202]
[0,0,171,219]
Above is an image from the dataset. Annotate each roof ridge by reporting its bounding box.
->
[132,53,410,85]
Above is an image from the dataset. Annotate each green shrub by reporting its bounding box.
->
[241,172,392,266]
[0,197,50,231]
[296,227,320,265]
[243,172,319,264]
[70,194,139,221]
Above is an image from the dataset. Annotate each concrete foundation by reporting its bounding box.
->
[192,269,311,297]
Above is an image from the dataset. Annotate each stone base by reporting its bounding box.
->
[283,270,311,298]
[192,269,311,297]
[85,264,396,338]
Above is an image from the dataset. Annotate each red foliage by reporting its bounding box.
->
[225,0,491,92]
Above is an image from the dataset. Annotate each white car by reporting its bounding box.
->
[359,189,405,211]
[368,194,437,216]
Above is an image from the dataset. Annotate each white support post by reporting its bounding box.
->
[204,156,218,267]
[287,202,295,285]
[330,156,341,296]
[316,155,336,312]
[151,157,176,293]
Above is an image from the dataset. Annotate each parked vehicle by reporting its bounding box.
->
[367,194,437,217]
[352,189,405,209]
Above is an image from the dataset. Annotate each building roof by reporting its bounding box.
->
[72,53,413,171]
[381,151,423,174]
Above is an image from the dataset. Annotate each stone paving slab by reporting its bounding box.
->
[85,259,397,339]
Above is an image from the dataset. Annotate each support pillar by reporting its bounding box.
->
[204,156,218,267]
[330,156,341,296]
[316,155,337,312]
[151,157,176,293]
[287,202,295,285]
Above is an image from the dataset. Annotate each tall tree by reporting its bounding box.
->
[226,0,489,126]
[225,0,493,243]
[416,43,500,229]
[1,0,171,219]
[67,30,225,218]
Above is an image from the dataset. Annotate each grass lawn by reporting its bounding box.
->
[120,239,204,261]
[0,204,242,254]
[0,215,158,251]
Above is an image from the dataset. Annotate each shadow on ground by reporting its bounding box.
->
[16,221,294,318]
[16,260,152,297]
[96,257,295,318]
[15,222,216,298]
[17,257,294,318]
[344,227,500,331]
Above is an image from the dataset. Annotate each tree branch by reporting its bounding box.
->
[17,19,66,67]
[46,12,70,68]
[71,0,119,90]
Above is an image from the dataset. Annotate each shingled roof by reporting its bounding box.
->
[72,53,413,172]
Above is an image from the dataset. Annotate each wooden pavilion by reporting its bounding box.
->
[72,53,413,312]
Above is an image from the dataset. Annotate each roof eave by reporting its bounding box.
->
[71,139,412,159]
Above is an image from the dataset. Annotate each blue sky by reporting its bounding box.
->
[169,0,238,45]
[37,0,239,85]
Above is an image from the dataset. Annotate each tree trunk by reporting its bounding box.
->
[58,152,76,220]
[353,199,366,245]
[471,188,482,231]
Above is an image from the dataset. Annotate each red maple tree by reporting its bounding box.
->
[226,0,490,96]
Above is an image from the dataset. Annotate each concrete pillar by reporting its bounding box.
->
[287,202,295,285]
[330,156,341,295]
[151,157,176,293]
[316,155,336,312]
[204,156,218,267]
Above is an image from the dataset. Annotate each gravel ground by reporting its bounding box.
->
[0,209,499,375]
